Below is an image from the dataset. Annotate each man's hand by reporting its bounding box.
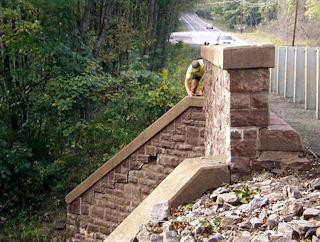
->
[187,91,193,97]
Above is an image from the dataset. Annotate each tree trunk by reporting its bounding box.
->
[144,0,155,55]
[79,0,93,44]
[92,0,116,58]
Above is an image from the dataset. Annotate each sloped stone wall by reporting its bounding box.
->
[66,107,205,241]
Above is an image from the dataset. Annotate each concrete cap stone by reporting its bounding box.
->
[201,44,275,69]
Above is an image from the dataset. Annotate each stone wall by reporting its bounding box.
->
[203,61,230,159]
[202,44,309,177]
[66,107,205,241]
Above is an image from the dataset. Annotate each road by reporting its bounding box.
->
[170,13,248,46]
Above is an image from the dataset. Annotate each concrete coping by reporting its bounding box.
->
[201,44,275,70]
[65,96,204,204]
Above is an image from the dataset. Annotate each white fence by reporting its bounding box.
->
[270,46,320,119]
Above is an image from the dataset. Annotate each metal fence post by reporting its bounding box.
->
[285,47,294,99]
[316,48,320,119]
[305,47,317,110]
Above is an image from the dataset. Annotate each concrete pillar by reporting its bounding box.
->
[201,45,275,174]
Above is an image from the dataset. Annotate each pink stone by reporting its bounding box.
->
[251,93,268,109]
[145,146,156,156]
[231,139,257,157]
[229,69,269,93]
[231,94,250,110]
[82,189,94,203]
[230,157,251,174]
[68,198,80,215]
[91,206,105,219]
[259,124,304,152]
[231,110,269,127]
[231,130,241,139]
[186,126,200,145]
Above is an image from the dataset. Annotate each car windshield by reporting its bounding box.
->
[219,36,233,40]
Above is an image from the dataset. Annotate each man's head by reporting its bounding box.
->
[191,60,200,72]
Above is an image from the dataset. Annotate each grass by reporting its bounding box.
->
[176,20,188,32]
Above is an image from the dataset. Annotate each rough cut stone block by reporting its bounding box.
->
[259,124,304,152]
[230,157,251,174]
[150,200,171,221]
[91,206,105,219]
[82,189,94,204]
[145,146,156,156]
[231,94,250,110]
[231,110,269,127]
[244,129,258,139]
[81,203,89,215]
[230,129,241,139]
[229,69,269,93]
[68,198,81,215]
[251,93,268,109]
[231,139,257,157]
[186,126,200,145]
[252,159,279,171]
[191,111,205,120]
[114,173,128,183]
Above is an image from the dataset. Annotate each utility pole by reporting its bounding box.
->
[292,0,298,46]
[240,0,243,34]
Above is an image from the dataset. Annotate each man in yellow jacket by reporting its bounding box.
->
[184,59,204,96]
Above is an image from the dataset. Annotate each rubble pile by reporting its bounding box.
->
[135,169,320,242]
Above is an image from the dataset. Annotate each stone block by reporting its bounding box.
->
[259,124,304,152]
[229,69,269,93]
[115,173,128,183]
[150,200,171,221]
[178,144,193,150]
[82,189,94,204]
[128,174,138,184]
[81,203,89,215]
[230,157,251,174]
[191,111,205,120]
[230,139,257,157]
[231,94,250,110]
[230,129,241,139]
[251,93,268,109]
[87,224,99,233]
[244,129,258,139]
[231,110,269,127]
[68,198,81,215]
[160,140,176,149]
[172,134,185,142]
[91,206,105,219]
[252,159,279,171]
[186,126,200,145]
[158,154,180,167]
[130,160,143,170]
[145,146,156,156]
[137,154,149,164]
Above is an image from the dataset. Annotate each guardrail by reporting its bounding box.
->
[270,46,320,119]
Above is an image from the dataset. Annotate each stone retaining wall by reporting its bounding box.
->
[66,106,205,241]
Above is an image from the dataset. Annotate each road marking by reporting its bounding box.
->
[181,16,195,32]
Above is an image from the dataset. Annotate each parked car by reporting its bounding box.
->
[216,35,235,45]
[206,23,213,29]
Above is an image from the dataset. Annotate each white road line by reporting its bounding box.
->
[181,16,195,32]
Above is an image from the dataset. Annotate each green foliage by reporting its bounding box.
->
[197,0,278,30]
[305,0,320,20]
[0,0,197,239]
[234,186,255,204]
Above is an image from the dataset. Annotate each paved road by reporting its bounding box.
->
[170,13,248,46]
